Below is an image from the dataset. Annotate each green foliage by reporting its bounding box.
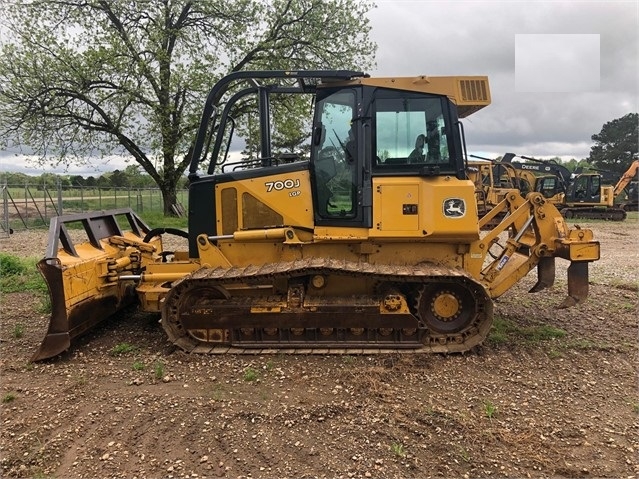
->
[2,392,16,403]
[12,324,25,339]
[243,367,259,382]
[0,254,47,294]
[482,399,497,419]
[0,0,375,215]
[588,113,639,174]
[390,442,406,458]
[0,253,25,276]
[153,361,165,379]
[109,343,136,356]
[488,317,566,347]
[132,361,145,371]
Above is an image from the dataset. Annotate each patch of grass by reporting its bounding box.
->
[109,342,136,356]
[12,324,25,339]
[153,361,165,379]
[2,392,16,403]
[208,383,227,401]
[390,442,406,458]
[546,348,564,359]
[563,338,614,351]
[342,355,356,365]
[140,211,188,229]
[132,361,145,371]
[0,253,24,276]
[482,399,497,419]
[37,295,52,315]
[243,367,259,382]
[488,317,566,347]
[0,254,48,295]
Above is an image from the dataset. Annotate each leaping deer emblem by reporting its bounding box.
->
[444,199,465,217]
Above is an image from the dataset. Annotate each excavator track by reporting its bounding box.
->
[161,258,493,354]
[561,207,627,221]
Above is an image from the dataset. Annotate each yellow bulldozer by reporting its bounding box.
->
[33,70,600,361]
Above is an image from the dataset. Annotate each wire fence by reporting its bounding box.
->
[1,182,188,236]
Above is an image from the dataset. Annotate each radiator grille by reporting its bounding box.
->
[459,79,489,102]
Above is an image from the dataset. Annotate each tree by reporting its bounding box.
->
[588,113,638,174]
[110,169,129,188]
[0,0,376,215]
[69,175,86,187]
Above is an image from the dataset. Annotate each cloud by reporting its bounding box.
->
[367,0,638,160]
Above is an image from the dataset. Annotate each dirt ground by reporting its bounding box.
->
[0,219,637,479]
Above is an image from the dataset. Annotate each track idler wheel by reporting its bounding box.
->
[162,281,231,351]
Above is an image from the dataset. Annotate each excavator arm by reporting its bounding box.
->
[613,160,639,197]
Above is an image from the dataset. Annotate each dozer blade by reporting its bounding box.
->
[32,258,138,361]
[32,208,154,361]
[529,256,556,293]
[559,261,590,309]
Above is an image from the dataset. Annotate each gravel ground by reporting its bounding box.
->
[0,218,637,479]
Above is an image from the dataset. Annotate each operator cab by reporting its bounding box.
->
[310,83,464,227]
[568,173,601,203]
[186,71,488,255]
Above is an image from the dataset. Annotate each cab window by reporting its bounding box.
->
[374,95,451,170]
[311,90,357,218]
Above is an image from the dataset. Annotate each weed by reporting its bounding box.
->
[483,399,497,419]
[73,373,87,386]
[2,392,16,403]
[37,296,52,315]
[154,361,165,379]
[0,253,25,276]
[109,342,136,356]
[488,317,566,347]
[632,402,639,414]
[457,446,472,463]
[0,254,47,294]
[390,442,406,458]
[12,323,24,339]
[546,348,564,359]
[342,355,356,365]
[264,360,275,371]
[564,338,614,351]
[132,361,145,371]
[243,367,259,382]
[209,384,226,401]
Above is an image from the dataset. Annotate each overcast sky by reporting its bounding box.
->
[1,0,637,176]
[367,0,638,162]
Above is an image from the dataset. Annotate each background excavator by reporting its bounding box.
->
[612,159,639,211]
[33,70,600,361]
[472,154,628,221]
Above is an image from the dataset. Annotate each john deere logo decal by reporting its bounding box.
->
[443,198,466,218]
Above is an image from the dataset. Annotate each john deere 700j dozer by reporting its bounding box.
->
[33,70,600,361]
